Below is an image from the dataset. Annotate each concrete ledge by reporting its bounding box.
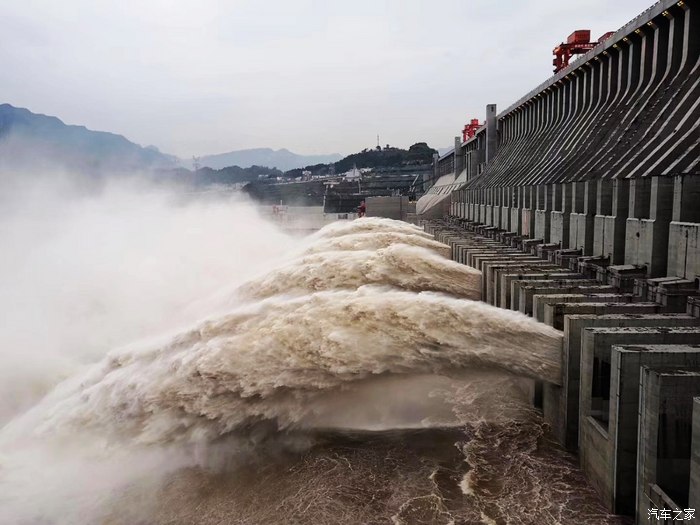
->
[637,368,700,523]
[544,302,663,330]
[488,263,562,306]
[511,279,598,313]
[520,285,616,317]
[500,272,583,309]
[532,292,628,322]
[580,342,700,514]
[557,314,700,451]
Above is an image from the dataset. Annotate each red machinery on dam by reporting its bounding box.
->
[462,118,482,142]
[553,29,615,72]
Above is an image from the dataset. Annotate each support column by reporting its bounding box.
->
[522,186,534,237]
[454,136,463,176]
[609,179,630,264]
[501,187,512,232]
[668,174,700,279]
[485,188,494,226]
[535,184,553,242]
[551,183,571,247]
[625,176,674,277]
[485,104,498,163]
[511,187,523,235]
[570,180,597,254]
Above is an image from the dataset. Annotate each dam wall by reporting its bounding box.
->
[420,0,700,280]
[422,218,700,521]
[416,0,700,520]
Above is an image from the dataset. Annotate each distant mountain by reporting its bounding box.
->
[197,148,342,172]
[0,104,178,174]
[169,165,283,187]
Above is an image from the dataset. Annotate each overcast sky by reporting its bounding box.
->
[2,0,654,158]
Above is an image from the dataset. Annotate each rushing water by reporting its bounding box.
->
[0,194,629,524]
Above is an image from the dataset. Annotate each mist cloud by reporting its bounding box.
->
[0,173,293,424]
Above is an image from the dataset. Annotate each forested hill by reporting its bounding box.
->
[285,142,437,178]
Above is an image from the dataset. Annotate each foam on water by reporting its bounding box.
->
[308,216,432,240]
[8,286,559,446]
[239,244,480,300]
[300,231,452,257]
[0,214,628,525]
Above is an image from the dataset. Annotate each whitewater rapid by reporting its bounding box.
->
[17,286,559,445]
[1,214,626,525]
[239,245,481,300]
[4,218,559,446]
[300,231,452,257]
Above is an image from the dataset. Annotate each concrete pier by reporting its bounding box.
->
[637,368,700,523]
[423,218,700,519]
[579,337,700,514]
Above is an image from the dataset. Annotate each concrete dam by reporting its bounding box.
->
[417,0,700,522]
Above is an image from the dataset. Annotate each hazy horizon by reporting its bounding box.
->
[2,0,654,158]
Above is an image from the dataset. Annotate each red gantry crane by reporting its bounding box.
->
[462,119,481,142]
[553,30,614,73]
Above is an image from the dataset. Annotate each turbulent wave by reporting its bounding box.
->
[309,216,432,240]
[113,419,627,525]
[21,287,560,445]
[458,419,628,524]
[300,231,451,257]
[2,215,627,525]
[239,244,480,300]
